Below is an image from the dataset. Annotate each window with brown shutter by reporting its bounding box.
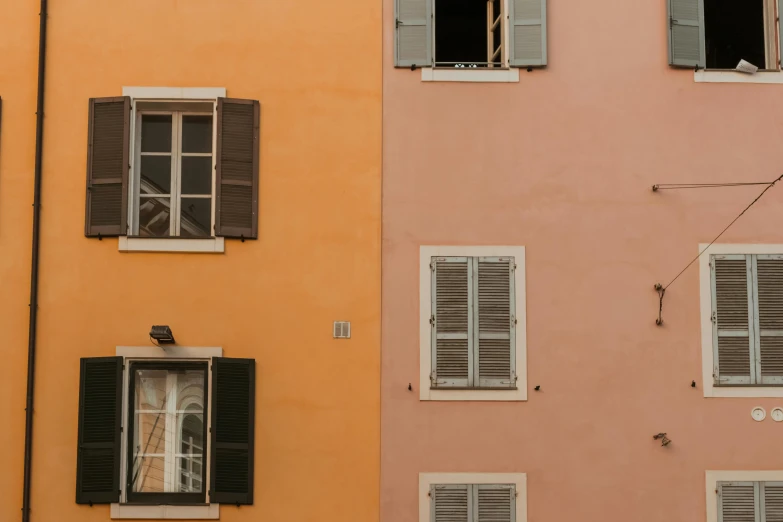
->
[85,95,259,240]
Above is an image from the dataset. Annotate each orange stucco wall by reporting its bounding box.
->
[0,1,381,521]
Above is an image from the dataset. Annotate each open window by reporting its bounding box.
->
[669,0,780,70]
[434,0,505,67]
[705,0,777,70]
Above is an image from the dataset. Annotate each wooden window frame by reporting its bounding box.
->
[125,361,209,505]
[130,104,217,238]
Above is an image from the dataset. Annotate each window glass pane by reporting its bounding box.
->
[131,367,205,494]
[180,198,211,237]
[141,115,172,153]
[182,115,213,153]
[140,156,171,194]
[181,156,212,195]
[138,197,171,237]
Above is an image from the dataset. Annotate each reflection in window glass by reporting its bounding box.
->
[130,367,205,494]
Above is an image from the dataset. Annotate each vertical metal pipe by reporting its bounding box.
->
[22,0,48,520]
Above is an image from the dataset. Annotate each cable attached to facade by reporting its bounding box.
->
[653,173,783,325]
[652,182,773,191]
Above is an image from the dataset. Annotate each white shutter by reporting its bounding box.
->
[395,0,431,67]
[431,484,470,522]
[508,0,547,67]
[475,484,515,522]
[475,257,516,388]
[718,482,759,522]
[667,0,705,67]
[754,256,783,385]
[712,256,755,385]
[432,257,473,388]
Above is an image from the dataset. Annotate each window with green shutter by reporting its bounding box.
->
[430,484,516,522]
[430,256,516,389]
[711,254,783,386]
[717,481,783,522]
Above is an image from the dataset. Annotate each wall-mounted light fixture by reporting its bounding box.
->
[149,325,176,345]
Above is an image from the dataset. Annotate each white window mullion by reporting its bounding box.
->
[164,373,179,493]
[173,113,183,236]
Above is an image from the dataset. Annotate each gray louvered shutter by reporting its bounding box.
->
[475,485,515,522]
[762,482,783,522]
[85,97,130,237]
[431,257,473,388]
[667,0,705,68]
[75,357,123,504]
[215,98,260,239]
[718,482,759,522]
[395,0,431,67]
[509,0,547,67]
[754,256,783,385]
[431,484,470,522]
[712,255,755,385]
[475,257,516,388]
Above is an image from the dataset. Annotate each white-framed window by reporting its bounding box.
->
[419,246,527,401]
[132,104,216,238]
[699,244,783,397]
[706,471,783,522]
[419,473,527,522]
[394,0,547,70]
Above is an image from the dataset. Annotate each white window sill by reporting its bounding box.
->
[694,70,783,84]
[704,386,783,398]
[421,68,520,83]
[111,503,219,520]
[422,388,527,401]
[118,237,225,253]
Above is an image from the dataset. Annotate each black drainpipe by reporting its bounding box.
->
[22,0,48,520]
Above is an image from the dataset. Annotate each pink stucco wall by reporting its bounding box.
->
[381,0,783,521]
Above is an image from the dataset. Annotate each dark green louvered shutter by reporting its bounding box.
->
[75,357,123,504]
[215,98,260,239]
[712,255,754,385]
[210,357,255,505]
[85,97,130,237]
[667,0,705,68]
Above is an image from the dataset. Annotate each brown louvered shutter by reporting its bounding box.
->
[431,484,470,522]
[712,256,754,385]
[75,357,123,504]
[475,257,516,388]
[85,97,130,237]
[215,98,259,239]
[210,357,255,505]
[431,257,472,388]
[475,485,515,522]
[718,482,758,522]
[763,482,783,522]
[755,256,783,385]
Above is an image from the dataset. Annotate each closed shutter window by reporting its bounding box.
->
[431,256,516,389]
[430,484,515,522]
[718,481,783,522]
[711,254,783,386]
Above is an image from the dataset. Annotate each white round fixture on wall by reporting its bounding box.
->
[771,408,783,422]
[751,407,766,422]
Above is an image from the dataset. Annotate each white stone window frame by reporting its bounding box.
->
[120,87,226,254]
[419,246,527,401]
[111,345,222,520]
[699,244,783,398]
[419,473,527,522]
[705,471,783,522]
